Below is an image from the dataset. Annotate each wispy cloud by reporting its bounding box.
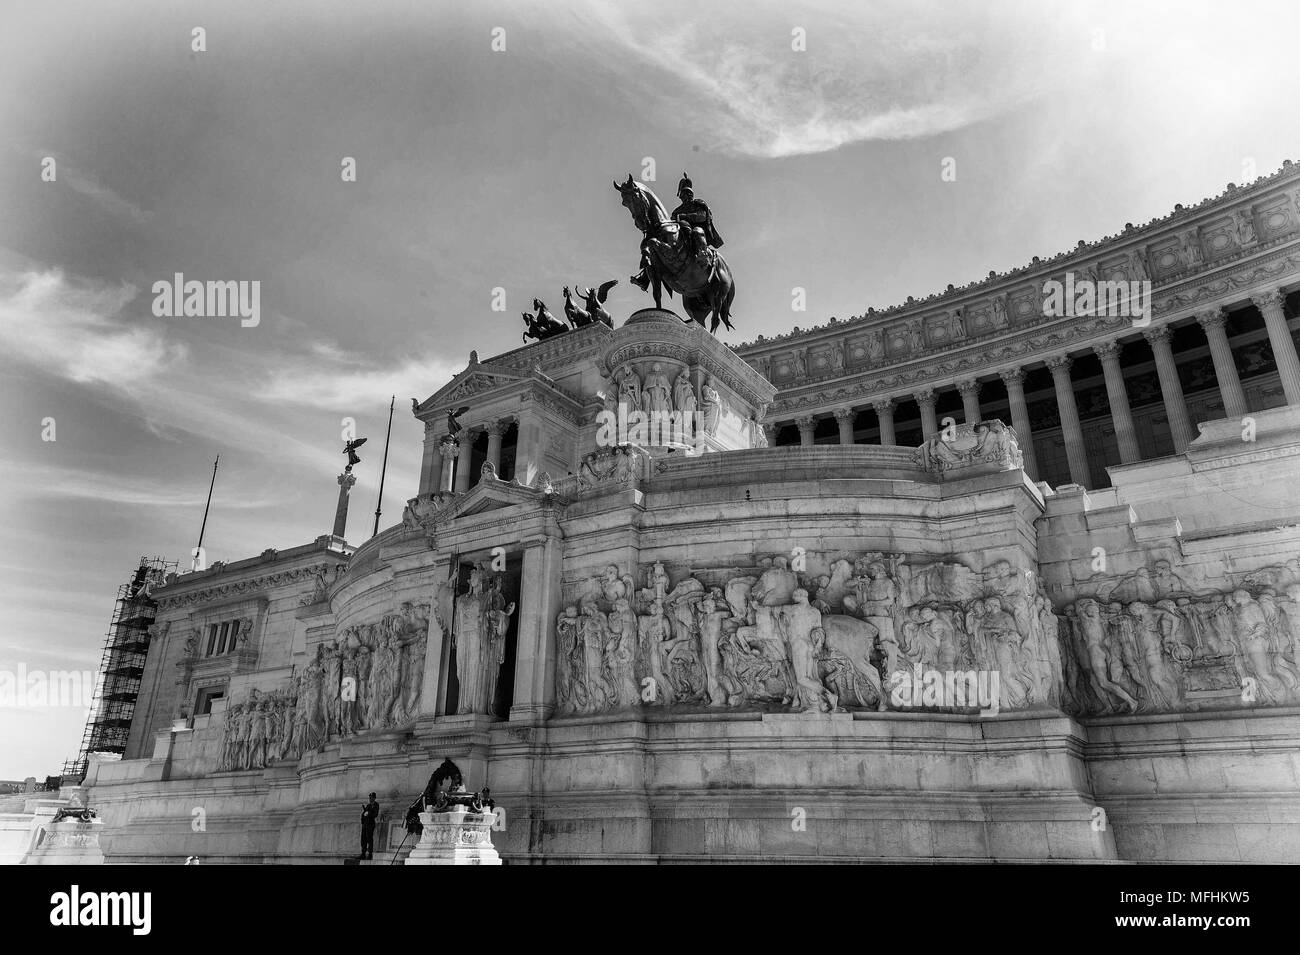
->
[567,0,1102,158]
[13,463,281,510]
[42,152,153,226]
[253,345,463,410]
[0,269,183,388]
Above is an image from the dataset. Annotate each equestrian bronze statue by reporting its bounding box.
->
[613,173,735,334]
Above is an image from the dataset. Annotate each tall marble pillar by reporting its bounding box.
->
[998,367,1039,480]
[1046,354,1090,486]
[1143,325,1194,453]
[1093,340,1141,464]
[914,389,938,440]
[1252,290,1300,406]
[454,428,477,492]
[796,416,816,447]
[333,471,357,539]
[418,423,444,496]
[957,379,981,425]
[833,407,856,445]
[510,535,563,721]
[484,419,507,472]
[872,398,896,446]
[1196,308,1248,418]
[439,437,458,493]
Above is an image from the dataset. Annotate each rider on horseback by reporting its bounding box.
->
[671,173,724,255]
[633,173,724,292]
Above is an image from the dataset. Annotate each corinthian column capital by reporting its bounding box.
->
[1196,307,1228,332]
[1251,289,1287,313]
[1142,324,1173,347]
[1092,339,1123,363]
[998,367,1025,387]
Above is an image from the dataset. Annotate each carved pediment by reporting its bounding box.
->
[424,362,529,410]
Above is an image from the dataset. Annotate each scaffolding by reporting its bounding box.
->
[63,556,176,781]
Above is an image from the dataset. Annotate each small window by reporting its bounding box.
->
[205,624,219,657]
[195,688,224,715]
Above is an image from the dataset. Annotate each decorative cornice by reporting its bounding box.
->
[157,563,336,612]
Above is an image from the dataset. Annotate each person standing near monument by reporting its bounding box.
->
[360,792,380,860]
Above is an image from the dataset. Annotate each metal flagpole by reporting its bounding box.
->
[193,455,219,570]
[373,396,395,537]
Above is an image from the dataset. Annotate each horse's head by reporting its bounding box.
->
[613,173,666,233]
[562,286,571,298]
[533,298,544,311]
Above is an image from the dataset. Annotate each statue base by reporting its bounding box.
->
[23,818,106,865]
[404,808,502,865]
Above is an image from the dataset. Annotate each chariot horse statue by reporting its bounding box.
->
[613,174,735,334]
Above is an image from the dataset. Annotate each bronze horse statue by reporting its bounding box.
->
[521,297,567,343]
[613,175,735,334]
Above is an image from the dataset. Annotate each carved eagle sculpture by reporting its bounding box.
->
[577,280,618,327]
[343,437,368,468]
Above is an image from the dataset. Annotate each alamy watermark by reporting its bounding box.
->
[152,273,260,327]
[888,665,1001,716]
[1042,272,1151,327]
[0,665,96,708]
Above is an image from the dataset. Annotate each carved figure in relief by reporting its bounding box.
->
[638,598,676,705]
[1127,602,1183,710]
[674,371,697,421]
[780,591,837,712]
[1075,598,1138,713]
[696,595,731,706]
[555,605,581,710]
[618,367,642,413]
[991,295,1010,330]
[1232,590,1298,702]
[578,599,612,713]
[605,597,640,707]
[642,362,673,415]
[700,377,722,436]
[865,329,884,363]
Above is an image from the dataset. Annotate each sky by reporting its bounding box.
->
[2,0,1298,779]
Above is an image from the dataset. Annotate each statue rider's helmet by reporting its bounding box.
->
[677,173,693,202]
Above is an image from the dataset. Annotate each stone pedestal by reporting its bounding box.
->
[404,808,501,865]
[24,818,106,865]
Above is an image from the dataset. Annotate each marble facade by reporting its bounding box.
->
[83,164,1300,864]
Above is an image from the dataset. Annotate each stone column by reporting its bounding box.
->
[796,416,816,447]
[511,535,563,721]
[484,419,507,471]
[454,427,477,492]
[1252,290,1300,406]
[418,424,444,496]
[438,437,457,493]
[833,407,856,445]
[762,423,776,447]
[333,471,357,539]
[1143,325,1195,453]
[1046,354,1090,486]
[1196,308,1248,418]
[1092,340,1141,464]
[913,389,938,440]
[872,398,896,446]
[956,379,981,425]
[998,367,1039,480]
